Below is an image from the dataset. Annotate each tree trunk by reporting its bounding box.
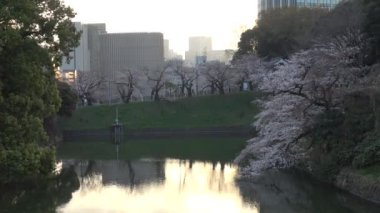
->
[218,84,225,95]
[180,85,185,96]
[154,90,160,101]
[125,88,134,103]
[210,83,216,94]
[186,86,192,97]
[249,81,254,91]
[219,87,225,95]
[122,91,133,104]
[151,89,155,101]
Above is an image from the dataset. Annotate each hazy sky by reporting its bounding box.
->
[63,0,258,57]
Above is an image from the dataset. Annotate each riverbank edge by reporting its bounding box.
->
[235,167,380,205]
[335,168,380,204]
[62,126,256,141]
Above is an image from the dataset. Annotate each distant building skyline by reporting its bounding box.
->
[188,37,213,54]
[60,22,164,101]
[185,37,212,66]
[185,37,235,66]
[63,0,258,57]
[61,23,164,74]
[259,0,342,13]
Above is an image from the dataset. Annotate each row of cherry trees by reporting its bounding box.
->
[74,59,245,104]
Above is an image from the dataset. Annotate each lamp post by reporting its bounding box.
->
[111,107,123,145]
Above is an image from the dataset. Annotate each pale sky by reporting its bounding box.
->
[63,0,258,57]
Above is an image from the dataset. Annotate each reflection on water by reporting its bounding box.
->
[3,134,379,213]
[2,158,380,213]
[0,166,80,213]
[57,159,257,213]
[238,171,380,213]
[55,159,380,213]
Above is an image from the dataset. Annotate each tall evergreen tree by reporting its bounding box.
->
[234,7,326,59]
[0,0,80,183]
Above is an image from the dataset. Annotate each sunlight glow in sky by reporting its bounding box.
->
[63,0,258,57]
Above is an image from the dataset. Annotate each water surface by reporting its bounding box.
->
[1,137,380,212]
[57,159,256,213]
[52,158,380,213]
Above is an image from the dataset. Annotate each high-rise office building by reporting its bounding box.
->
[60,22,91,73]
[60,23,106,75]
[87,24,107,74]
[99,32,164,81]
[185,37,213,66]
[164,39,170,60]
[259,0,342,13]
[188,37,212,54]
[185,37,234,66]
[98,32,164,102]
[60,22,106,84]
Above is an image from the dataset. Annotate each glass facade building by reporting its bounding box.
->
[259,0,342,13]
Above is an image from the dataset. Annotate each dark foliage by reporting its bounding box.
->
[235,7,326,59]
[57,81,77,117]
[0,0,80,183]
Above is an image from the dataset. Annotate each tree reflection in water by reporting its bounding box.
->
[4,160,378,212]
[0,166,80,213]
[237,170,380,213]
[69,159,167,191]
[57,159,256,213]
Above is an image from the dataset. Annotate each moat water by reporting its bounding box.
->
[1,138,379,212]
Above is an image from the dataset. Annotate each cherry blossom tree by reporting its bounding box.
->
[182,67,198,97]
[144,66,168,101]
[76,71,104,105]
[235,34,373,176]
[167,59,198,97]
[115,69,143,103]
[200,61,234,95]
[233,54,263,91]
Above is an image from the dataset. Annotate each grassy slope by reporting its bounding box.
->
[58,92,258,130]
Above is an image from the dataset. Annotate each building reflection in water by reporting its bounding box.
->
[57,159,258,213]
